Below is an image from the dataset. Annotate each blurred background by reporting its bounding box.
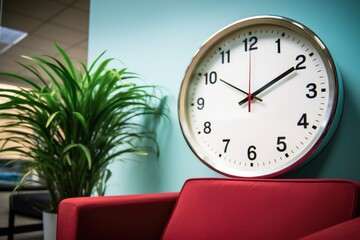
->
[0,1,89,239]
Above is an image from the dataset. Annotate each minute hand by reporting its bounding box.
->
[238,66,296,106]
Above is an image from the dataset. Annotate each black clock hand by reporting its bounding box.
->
[220,79,262,102]
[238,66,296,106]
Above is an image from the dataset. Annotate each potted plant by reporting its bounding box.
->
[0,45,166,237]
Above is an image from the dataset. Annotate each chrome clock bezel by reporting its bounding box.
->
[178,15,342,178]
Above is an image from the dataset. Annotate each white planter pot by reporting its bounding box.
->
[43,211,57,240]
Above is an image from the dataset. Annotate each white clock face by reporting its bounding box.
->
[179,16,340,177]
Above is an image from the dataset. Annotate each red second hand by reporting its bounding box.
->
[248,51,252,112]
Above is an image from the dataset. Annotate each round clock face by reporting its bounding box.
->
[178,16,342,178]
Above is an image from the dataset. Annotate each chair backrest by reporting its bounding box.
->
[162,178,360,240]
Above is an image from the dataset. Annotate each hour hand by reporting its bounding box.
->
[220,79,262,102]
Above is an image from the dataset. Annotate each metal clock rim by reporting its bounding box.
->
[178,15,341,178]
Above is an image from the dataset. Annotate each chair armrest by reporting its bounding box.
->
[57,192,178,240]
[299,217,360,240]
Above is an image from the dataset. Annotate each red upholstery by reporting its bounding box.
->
[299,217,360,239]
[162,178,360,239]
[57,178,360,240]
[57,192,178,240]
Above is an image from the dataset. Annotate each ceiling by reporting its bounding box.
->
[0,0,89,86]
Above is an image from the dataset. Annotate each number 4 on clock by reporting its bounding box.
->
[297,113,309,129]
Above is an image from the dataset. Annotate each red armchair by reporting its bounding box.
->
[58,178,360,239]
[58,192,178,239]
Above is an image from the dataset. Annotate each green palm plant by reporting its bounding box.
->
[0,45,166,213]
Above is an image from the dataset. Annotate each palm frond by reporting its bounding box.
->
[0,45,167,212]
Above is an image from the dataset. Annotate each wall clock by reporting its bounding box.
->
[178,15,343,178]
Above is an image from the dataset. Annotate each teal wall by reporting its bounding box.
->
[89,0,360,195]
